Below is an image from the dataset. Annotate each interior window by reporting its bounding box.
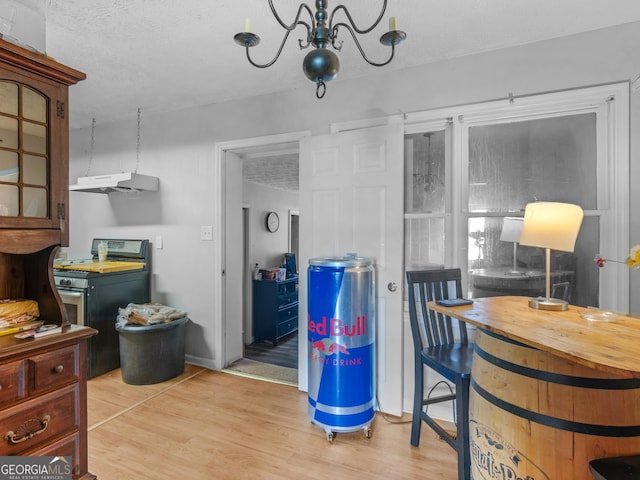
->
[404,84,629,311]
[467,113,598,307]
[404,130,446,270]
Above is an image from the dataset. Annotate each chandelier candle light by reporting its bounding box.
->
[518,202,584,311]
[234,0,407,98]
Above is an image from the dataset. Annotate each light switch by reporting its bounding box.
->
[155,235,163,249]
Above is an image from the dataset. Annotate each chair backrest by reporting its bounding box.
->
[406,268,469,351]
[551,281,572,301]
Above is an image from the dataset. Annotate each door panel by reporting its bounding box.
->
[311,189,341,254]
[300,123,404,415]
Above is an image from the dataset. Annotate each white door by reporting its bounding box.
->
[299,124,404,416]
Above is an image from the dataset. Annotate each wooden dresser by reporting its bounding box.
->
[253,277,298,345]
[0,326,96,479]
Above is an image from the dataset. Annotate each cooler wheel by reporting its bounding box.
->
[326,430,335,443]
[364,426,372,438]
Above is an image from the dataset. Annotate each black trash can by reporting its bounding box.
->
[116,316,189,385]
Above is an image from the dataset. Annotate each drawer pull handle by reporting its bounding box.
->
[53,365,64,374]
[4,415,51,444]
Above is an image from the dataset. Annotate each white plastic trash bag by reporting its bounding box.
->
[116,302,188,327]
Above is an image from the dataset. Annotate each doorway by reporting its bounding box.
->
[218,131,309,387]
[244,209,299,371]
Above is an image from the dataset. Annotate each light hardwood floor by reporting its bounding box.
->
[87,364,457,479]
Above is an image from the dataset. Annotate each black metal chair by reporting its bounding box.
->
[589,455,640,479]
[406,268,473,480]
[551,280,572,302]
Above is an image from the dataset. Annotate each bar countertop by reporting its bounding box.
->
[430,295,640,379]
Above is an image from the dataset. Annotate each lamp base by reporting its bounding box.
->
[528,297,569,311]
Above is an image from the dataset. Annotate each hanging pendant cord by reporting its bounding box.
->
[135,108,141,174]
[84,117,96,177]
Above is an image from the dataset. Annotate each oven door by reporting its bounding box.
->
[57,288,85,326]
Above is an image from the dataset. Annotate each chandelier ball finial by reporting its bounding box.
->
[302,48,340,84]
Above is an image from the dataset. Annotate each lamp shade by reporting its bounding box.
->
[500,217,524,243]
[519,202,584,252]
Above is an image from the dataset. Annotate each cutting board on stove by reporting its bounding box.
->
[57,261,145,273]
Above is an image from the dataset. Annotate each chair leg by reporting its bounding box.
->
[456,375,471,480]
[411,361,424,446]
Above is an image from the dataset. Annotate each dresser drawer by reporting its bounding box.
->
[0,359,27,407]
[277,292,298,306]
[30,344,79,393]
[278,304,298,323]
[0,383,78,455]
[25,431,80,477]
[276,317,298,339]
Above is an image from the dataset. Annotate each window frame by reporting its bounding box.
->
[405,83,630,312]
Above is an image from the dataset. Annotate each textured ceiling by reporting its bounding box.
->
[7,1,640,191]
[36,0,640,130]
[238,142,300,192]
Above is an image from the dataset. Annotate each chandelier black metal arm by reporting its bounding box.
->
[233,0,406,98]
[328,0,387,35]
[297,21,314,49]
[235,2,315,68]
[268,0,315,32]
[242,28,293,69]
[331,22,400,67]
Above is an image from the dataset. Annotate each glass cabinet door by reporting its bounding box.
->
[0,81,49,219]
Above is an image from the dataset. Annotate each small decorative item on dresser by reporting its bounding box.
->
[259,268,280,280]
[15,324,62,339]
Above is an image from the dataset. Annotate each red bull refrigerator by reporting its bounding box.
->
[307,254,375,442]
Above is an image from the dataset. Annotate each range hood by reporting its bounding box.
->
[69,172,159,194]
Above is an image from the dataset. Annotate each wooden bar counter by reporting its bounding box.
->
[431,296,640,480]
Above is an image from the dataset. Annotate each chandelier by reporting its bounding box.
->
[233,0,407,99]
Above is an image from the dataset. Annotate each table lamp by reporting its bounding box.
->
[500,217,525,276]
[518,202,584,311]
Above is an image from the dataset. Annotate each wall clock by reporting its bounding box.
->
[266,211,279,233]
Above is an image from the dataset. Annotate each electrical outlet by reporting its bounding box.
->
[200,226,213,241]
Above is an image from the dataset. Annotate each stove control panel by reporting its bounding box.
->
[54,277,89,289]
[90,238,148,259]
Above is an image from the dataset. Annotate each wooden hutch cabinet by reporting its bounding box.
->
[0,38,96,479]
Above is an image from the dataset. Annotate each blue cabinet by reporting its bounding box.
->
[253,277,298,345]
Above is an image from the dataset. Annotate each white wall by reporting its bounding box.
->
[243,181,299,271]
[68,22,640,379]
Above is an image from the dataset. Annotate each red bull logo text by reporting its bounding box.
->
[309,314,367,366]
[308,314,367,338]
